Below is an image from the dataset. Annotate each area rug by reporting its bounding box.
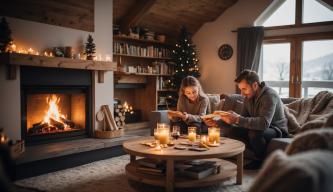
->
[15,155,257,192]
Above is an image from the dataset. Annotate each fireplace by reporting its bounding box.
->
[20,66,92,145]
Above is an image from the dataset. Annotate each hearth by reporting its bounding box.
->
[21,66,92,145]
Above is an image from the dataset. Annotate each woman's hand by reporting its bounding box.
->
[168,110,184,119]
[202,118,219,127]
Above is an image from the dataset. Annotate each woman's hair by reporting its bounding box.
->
[179,76,206,99]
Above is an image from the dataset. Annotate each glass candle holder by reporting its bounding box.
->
[158,127,170,145]
[188,127,197,142]
[208,127,220,144]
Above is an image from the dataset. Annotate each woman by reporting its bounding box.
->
[168,76,209,134]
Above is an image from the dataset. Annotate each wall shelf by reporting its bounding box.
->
[0,52,117,83]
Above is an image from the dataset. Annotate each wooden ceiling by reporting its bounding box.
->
[113,0,238,42]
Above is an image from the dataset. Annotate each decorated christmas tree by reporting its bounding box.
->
[0,17,13,53]
[85,34,96,60]
[171,26,200,89]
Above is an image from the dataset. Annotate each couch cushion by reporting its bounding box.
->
[267,138,293,154]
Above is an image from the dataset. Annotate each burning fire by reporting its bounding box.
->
[123,101,134,114]
[43,95,65,124]
[42,94,71,129]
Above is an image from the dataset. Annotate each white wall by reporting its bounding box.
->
[0,0,114,139]
[193,0,272,94]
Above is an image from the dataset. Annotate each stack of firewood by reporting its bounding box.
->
[114,104,126,129]
[95,105,123,139]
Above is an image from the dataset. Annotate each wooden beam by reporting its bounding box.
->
[120,0,156,34]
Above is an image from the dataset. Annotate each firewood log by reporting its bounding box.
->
[49,117,65,130]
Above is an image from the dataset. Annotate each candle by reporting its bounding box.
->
[44,51,48,56]
[188,127,197,142]
[159,128,170,145]
[105,54,111,61]
[200,135,207,144]
[11,43,16,52]
[208,127,220,144]
[28,48,34,54]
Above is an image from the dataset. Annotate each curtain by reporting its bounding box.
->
[236,26,264,75]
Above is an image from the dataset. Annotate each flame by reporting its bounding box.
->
[43,95,66,127]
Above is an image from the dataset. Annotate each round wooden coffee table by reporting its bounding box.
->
[123,137,245,192]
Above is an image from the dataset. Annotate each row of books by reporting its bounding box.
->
[121,61,174,75]
[113,42,171,58]
[136,158,221,180]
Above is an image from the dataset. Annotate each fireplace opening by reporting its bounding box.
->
[22,86,91,145]
[27,93,86,136]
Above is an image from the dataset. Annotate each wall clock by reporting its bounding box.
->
[218,44,233,60]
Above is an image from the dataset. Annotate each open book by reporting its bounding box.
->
[213,110,232,116]
[167,110,184,118]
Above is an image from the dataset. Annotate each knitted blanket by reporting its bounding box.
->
[284,91,333,134]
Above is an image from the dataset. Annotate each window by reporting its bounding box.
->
[258,0,333,98]
[302,39,333,97]
[260,43,291,97]
[262,0,296,27]
[303,0,333,24]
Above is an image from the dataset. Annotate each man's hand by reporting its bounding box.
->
[202,117,219,127]
[218,111,240,125]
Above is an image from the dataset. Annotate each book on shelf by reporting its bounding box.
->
[137,158,165,169]
[182,163,221,180]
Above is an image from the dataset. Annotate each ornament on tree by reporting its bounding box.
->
[84,34,96,60]
[0,17,13,53]
[171,26,200,89]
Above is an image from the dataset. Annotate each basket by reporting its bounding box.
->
[94,129,124,139]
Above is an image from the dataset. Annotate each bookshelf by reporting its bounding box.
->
[113,35,178,124]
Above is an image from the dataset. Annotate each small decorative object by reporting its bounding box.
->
[64,46,73,58]
[188,127,197,142]
[0,17,13,53]
[53,47,64,57]
[156,34,166,42]
[208,127,220,145]
[85,34,96,60]
[218,44,233,60]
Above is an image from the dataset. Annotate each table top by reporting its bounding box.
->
[122,137,245,161]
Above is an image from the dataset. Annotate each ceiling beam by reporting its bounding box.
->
[120,0,156,34]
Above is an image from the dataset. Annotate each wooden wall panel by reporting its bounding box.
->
[0,0,94,32]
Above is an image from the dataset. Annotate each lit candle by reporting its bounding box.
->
[200,135,207,144]
[155,144,162,151]
[97,54,102,61]
[208,127,220,144]
[11,43,16,52]
[44,51,48,57]
[49,52,53,57]
[188,127,197,142]
[28,48,34,54]
[105,54,111,61]
[159,128,170,145]
[35,51,39,55]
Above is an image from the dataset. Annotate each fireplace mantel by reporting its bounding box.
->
[0,52,117,82]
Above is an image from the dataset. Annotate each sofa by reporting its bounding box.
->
[149,91,333,154]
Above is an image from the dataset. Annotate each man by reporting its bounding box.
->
[204,70,288,169]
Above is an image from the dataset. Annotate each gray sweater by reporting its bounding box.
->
[177,94,209,123]
[238,85,288,136]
